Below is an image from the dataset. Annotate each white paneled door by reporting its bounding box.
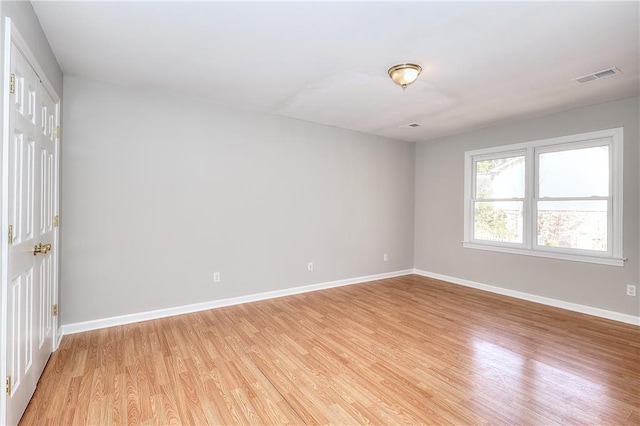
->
[4,40,59,426]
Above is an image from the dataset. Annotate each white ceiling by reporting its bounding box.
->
[32,1,639,143]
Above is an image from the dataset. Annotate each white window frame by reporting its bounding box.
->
[463,128,624,267]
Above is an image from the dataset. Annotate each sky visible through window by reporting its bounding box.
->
[474,146,608,251]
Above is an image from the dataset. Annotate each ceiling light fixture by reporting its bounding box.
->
[388,63,422,90]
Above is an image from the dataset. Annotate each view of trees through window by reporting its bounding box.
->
[473,145,609,252]
[474,156,524,243]
[537,201,607,251]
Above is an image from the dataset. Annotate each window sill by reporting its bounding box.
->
[462,242,625,267]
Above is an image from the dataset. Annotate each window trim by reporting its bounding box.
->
[463,128,624,267]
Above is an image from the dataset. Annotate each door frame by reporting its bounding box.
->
[1,17,61,425]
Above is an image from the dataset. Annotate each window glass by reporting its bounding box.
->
[474,201,523,244]
[537,200,607,251]
[538,146,609,197]
[475,156,525,199]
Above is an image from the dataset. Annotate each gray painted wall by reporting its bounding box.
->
[61,75,416,324]
[414,97,640,316]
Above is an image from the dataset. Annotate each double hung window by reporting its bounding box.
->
[463,128,623,266]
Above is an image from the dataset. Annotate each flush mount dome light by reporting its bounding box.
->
[388,63,422,89]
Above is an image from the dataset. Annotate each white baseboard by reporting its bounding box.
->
[61,269,414,335]
[60,267,639,335]
[413,269,640,326]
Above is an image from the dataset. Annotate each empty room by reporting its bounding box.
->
[0,1,639,424]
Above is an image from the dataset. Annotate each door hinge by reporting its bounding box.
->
[5,376,11,396]
[53,215,59,227]
[8,225,13,245]
[53,126,60,138]
[9,73,15,94]
[52,304,58,317]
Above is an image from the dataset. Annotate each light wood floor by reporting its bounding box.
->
[20,274,640,425]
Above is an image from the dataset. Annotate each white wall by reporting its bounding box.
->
[61,76,416,324]
[414,97,640,316]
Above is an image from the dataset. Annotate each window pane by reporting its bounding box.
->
[539,146,609,197]
[537,200,607,251]
[474,201,523,243]
[475,156,525,199]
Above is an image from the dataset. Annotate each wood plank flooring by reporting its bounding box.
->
[20,274,640,425]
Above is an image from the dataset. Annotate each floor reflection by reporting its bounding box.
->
[471,338,612,423]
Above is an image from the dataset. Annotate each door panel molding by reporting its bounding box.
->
[1,17,61,426]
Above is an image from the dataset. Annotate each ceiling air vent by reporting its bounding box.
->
[399,122,421,129]
[574,67,622,84]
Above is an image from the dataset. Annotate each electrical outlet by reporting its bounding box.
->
[213,272,221,283]
[627,284,636,297]
[383,253,388,261]
[307,262,314,271]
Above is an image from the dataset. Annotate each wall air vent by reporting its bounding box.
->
[574,67,622,84]
[399,123,421,129]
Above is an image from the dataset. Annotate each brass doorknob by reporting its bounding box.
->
[32,243,52,256]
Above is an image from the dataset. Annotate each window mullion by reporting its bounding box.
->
[524,147,535,249]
